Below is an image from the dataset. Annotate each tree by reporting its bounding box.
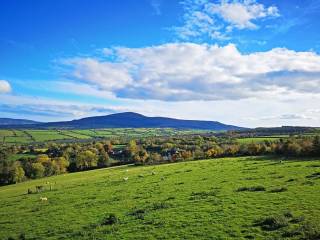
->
[149,152,162,163]
[98,149,110,167]
[205,146,223,158]
[133,149,149,164]
[104,141,113,153]
[54,157,69,173]
[9,162,25,183]
[181,150,192,160]
[313,136,320,156]
[127,140,138,158]
[247,143,262,155]
[0,159,11,184]
[75,150,98,170]
[36,154,50,164]
[30,163,45,179]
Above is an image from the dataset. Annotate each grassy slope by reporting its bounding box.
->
[0,157,320,239]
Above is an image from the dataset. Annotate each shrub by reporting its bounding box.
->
[283,222,320,239]
[283,211,294,218]
[300,222,320,240]
[101,213,118,225]
[255,215,289,231]
[152,202,170,210]
[190,190,219,200]
[269,187,288,193]
[129,208,147,220]
[237,186,266,192]
[286,178,296,182]
[306,172,320,179]
[18,233,26,240]
[290,215,305,224]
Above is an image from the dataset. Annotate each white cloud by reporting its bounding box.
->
[206,0,279,29]
[0,80,11,93]
[64,43,320,102]
[53,81,116,99]
[174,0,279,40]
[0,94,130,121]
[150,0,162,15]
[63,58,133,91]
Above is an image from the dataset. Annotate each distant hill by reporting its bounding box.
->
[0,112,245,130]
[0,118,40,126]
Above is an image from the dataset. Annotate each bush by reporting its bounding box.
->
[269,187,288,193]
[290,215,305,224]
[129,208,147,220]
[237,186,266,192]
[283,222,320,239]
[152,202,170,210]
[306,172,320,179]
[190,190,219,200]
[255,215,289,231]
[300,222,320,240]
[101,213,118,225]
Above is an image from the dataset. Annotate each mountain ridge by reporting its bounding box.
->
[0,112,245,130]
[0,118,40,126]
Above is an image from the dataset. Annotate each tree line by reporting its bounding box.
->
[1,135,320,185]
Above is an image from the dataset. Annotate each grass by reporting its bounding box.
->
[0,128,213,144]
[0,156,320,239]
[7,153,37,161]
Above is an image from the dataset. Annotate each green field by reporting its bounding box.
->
[1,156,320,239]
[0,128,212,144]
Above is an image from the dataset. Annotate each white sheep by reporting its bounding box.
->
[40,197,48,201]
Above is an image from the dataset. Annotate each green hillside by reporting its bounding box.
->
[1,157,320,239]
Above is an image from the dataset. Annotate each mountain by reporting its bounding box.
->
[27,112,244,130]
[0,118,40,126]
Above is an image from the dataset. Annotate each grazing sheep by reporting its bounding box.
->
[123,177,129,181]
[40,197,48,201]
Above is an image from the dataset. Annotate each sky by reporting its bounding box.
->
[1,0,320,127]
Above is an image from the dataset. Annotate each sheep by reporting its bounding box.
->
[123,177,129,181]
[40,197,48,201]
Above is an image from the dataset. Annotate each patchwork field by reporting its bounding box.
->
[0,128,212,144]
[1,156,320,239]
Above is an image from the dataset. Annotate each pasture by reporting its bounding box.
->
[0,156,320,239]
[0,128,212,144]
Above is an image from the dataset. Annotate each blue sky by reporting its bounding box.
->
[1,0,320,127]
